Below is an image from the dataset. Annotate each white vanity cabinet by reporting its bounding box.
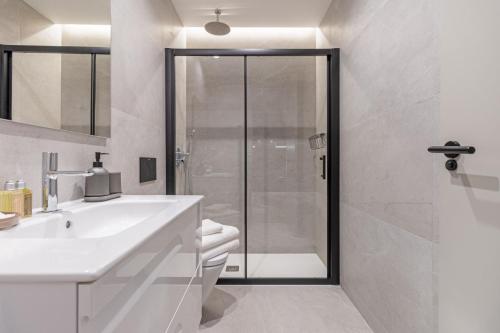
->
[0,196,202,333]
[78,204,202,333]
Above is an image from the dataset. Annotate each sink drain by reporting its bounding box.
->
[66,220,72,229]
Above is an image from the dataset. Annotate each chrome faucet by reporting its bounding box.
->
[42,152,94,212]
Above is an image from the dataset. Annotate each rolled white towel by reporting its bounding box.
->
[202,219,223,236]
[202,225,239,251]
[202,239,240,264]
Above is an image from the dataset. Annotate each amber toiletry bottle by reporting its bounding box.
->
[16,180,32,217]
[0,180,24,216]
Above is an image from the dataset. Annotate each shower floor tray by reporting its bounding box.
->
[220,253,327,279]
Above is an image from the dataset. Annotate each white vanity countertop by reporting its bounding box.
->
[0,195,202,283]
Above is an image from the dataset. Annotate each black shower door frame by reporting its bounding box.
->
[165,48,340,285]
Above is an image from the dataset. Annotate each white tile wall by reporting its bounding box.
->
[319,0,439,332]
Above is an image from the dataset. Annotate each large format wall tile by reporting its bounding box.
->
[320,0,439,331]
[0,119,106,206]
[341,203,433,333]
[109,0,184,195]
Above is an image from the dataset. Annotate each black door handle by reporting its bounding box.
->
[428,141,475,158]
[320,155,326,180]
[428,141,476,171]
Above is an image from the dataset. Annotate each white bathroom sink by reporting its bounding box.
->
[0,195,203,282]
[0,200,174,239]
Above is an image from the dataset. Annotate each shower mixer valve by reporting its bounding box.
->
[175,147,190,167]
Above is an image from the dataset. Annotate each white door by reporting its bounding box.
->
[439,0,500,332]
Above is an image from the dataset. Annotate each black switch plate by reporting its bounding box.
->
[140,157,156,183]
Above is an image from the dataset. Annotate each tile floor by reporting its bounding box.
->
[199,285,373,333]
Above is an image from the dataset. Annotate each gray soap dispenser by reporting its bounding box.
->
[84,152,111,200]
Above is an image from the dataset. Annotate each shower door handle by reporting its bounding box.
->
[320,155,326,180]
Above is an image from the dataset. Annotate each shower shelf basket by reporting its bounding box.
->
[308,133,327,150]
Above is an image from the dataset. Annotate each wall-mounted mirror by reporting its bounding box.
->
[0,0,111,137]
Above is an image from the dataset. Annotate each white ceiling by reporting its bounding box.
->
[23,0,110,25]
[171,0,332,27]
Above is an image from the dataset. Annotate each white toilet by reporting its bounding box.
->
[201,219,239,304]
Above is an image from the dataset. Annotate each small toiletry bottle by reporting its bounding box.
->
[0,180,24,216]
[16,180,32,217]
[0,182,12,213]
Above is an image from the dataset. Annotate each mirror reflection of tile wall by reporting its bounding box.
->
[0,0,111,137]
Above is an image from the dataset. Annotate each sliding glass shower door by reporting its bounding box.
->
[176,55,246,278]
[246,56,328,278]
[170,49,337,283]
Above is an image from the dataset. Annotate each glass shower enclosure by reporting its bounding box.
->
[166,49,339,284]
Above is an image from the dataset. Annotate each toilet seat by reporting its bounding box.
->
[204,252,228,267]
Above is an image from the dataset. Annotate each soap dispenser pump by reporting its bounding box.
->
[85,152,111,199]
[90,152,109,174]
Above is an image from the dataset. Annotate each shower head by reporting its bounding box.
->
[205,9,231,36]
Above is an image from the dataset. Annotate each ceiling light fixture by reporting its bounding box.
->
[204,9,230,36]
